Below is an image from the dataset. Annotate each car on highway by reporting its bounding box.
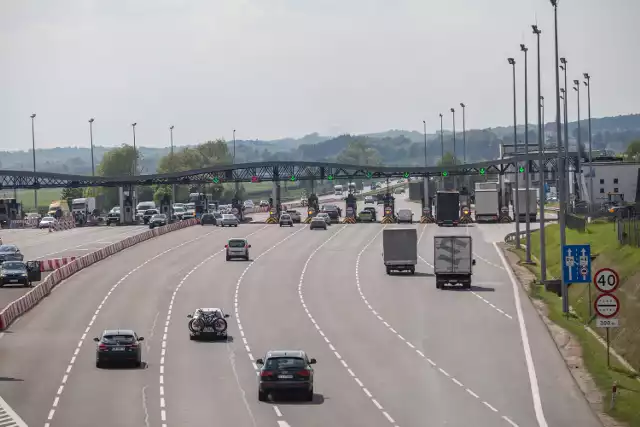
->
[93,329,144,368]
[225,238,251,261]
[260,200,270,207]
[357,210,375,222]
[363,206,377,221]
[106,208,120,225]
[187,307,230,340]
[142,209,159,224]
[279,213,294,227]
[220,213,239,227]
[320,205,341,222]
[0,261,31,287]
[244,200,255,209]
[148,213,167,228]
[200,213,218,225]
[310,217,328,230]
[397,209,414,224]
[0,244,24,263]
[38,216,56,229]
[173,206,186,220]
[315,212,331,225]
[286,210,302,223]
[257,350,316,401]
[364,195,375,204]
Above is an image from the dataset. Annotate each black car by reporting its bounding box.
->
[187,307,230,340]
[0,244,24,264]
[201,213,218,225]
[320,205,340,223]
[106,209,120,226]
[257,350,316,401]
[0,261,30,287]
[148,214,168,229]
[142,209,159,224]
[94,329,144,368]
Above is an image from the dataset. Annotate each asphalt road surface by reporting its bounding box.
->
[0,197,602,427]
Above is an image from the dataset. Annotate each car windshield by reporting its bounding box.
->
[174,207,185,213]
[281,215,290,219]
[152,214,166,220]
[1,261,25,270]
[228,240,246,248]
[399,210,411,216]
[42,217,54,221]
[265,357,306,370]
[102,334,135,343]
[0,245,17,252]
[223,214,236,219]
[213,212,222,218]
[324,205,337,211]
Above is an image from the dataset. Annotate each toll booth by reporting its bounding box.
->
[159,195,172,220]
[345,194,357,218]
[0,198,21,228]
[26,260,42,283]
[383,194,396,220]
[231,196,245,221]
[119,187,135,224]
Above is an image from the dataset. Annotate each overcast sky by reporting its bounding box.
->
[1,0,638,150]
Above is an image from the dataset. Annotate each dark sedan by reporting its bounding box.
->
[320,205,341,223]
[94,329,144,368]
[257,350,316,401]
[0,244,24,264]
[142,209,159,224]
[148,214,168,229]
[0,261,30,287]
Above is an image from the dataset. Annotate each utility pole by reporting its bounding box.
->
[521,43,532,263]
[170,125,175,207]
[30,114,38,211]
[561,58,570,208]
[532,24,546,282]
[89,118,95,176]
[573,80,582,204]
[439,113,444,160]
[508,57,521,249]
[584,73,594,212]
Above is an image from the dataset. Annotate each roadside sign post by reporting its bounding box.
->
[593,268,621,368]
[562,244,591,315]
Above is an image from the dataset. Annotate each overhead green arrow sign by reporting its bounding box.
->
[290,175,296,182]
[519,166,525,173]
[327,174,334,181]
[403,172,410,178]
[479,168,485,175]
[442,171,448,177]
[212,177,220,184]
[366,172,373,179]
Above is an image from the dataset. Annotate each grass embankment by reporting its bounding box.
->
[512,223,640,426]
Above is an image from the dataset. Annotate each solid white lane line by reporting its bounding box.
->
[43,227,223,426]
[493,242,548,427]
[297,225,398,425]
[159,225,269,426]
[357,225,519,426]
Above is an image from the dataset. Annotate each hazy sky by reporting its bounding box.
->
[2,0,639,150]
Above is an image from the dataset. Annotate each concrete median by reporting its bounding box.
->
[0,218,199,331]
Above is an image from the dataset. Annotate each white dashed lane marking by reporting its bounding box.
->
[358,226,520,427]
[298,225,400,426]
[233,224,309,425]
[159,225,268,427]
[42,228,221,427]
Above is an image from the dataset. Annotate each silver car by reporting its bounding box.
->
[315,213,331,225]
[220,214,239,227]
[279,213,294,227]
[396,209,414,224]
[286,210,302,223]
[225,238,251,261]
[310,217,327,230]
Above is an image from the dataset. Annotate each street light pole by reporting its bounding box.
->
[131,123,138,176]
[439,113,444,160]
[551,0,568,315]
[560,87,568,202]
[561,58,570,206]
[533,24,546,281]
[170,125,175,206]
[450,108,456,164]
[541,96,545,138]
[89,118,95,176]
[423,120,428,211]
[233,129,239,194]
[460,103,467,163]
[508,57,521,249]
[422,120,428,167]
[584,73,594,211]
[30,113,38,211]
[521,43,532,263]
[573,80,582,203]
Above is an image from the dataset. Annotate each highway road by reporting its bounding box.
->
[0,196,602,427]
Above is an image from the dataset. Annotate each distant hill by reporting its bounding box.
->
[1,114,639,175]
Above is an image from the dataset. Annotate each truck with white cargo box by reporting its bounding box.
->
[474,181,500,223]
[433,235,476,289]
[517,188,537,222]
[382,228,417,275]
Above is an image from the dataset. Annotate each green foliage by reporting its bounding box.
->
[336,138,382,165]
[60,187,84,201]
[624,140,640,161]
[93,145,141,207]
[437,152,457,166]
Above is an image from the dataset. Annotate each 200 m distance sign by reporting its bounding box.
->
[594,293,620,319]
[593,268,620,293]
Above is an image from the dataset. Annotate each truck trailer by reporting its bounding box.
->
[433,235,476,289]
[517,188,537,222]
[474,182,500,223]
[436,191,460,226]
[382,228,417,274]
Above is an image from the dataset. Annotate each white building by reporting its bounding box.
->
[584,162,640,204]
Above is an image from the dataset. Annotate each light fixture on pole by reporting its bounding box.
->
[438,113,444,161]
[560,87,568,201]
[584,73,594,212]
[131,123,138,176]
[551,0,568,315]
[460,103,466,164]
[422,120,428,211]
[89,118,95,176]
[508,57,521,249]
[573,79,583,204]
[450,108,456,165]
[532,23,546,281]
[170,125,175,207]
[30,113,38,211]
[560,58,570,205]
[520,43,532,263]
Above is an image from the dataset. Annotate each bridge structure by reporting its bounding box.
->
[0,151,580,189]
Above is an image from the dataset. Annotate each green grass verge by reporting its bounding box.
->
[4,188,64,212]
[510,239,640,426]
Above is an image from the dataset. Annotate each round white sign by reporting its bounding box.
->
[593,268,620,293]
[594,293,619,319]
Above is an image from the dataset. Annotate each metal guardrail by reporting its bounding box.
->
[504,230,528,245]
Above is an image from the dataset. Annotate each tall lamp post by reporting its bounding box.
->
[508,57,521,249]
[560,87,568,201]
[131,123,138,176]
[584,73,594,211]
[573,80,582,201]
[532,24,546,281]
[89,118,95,176]
[422,120,428,210]
[439,113,444,160]
[170,125,175,206]
[560,58,570,206]
[450,108,456,164]
[540,96,545,138]
[233,129,239,194]
[521,43,532,263]
[460,103,467,163]
[30,113,38,211]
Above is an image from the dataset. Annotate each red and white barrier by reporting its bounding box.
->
[40,257,77,272]
[51,219,76,232]
[0,218,199,331]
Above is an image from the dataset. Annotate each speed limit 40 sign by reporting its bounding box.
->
[593,268,620,293]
